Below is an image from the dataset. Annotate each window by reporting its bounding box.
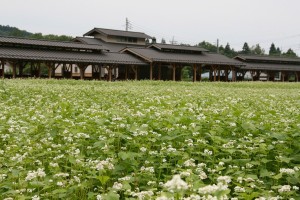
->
[74,67,78,73]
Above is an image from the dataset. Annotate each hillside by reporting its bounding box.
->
[0,25,73,41]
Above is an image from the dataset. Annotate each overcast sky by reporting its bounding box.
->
[1,0,300,55]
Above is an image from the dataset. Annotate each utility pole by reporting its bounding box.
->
[126,18,129,31]
[217,39,219,53]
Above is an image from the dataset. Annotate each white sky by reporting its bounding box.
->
[1,0,300,55]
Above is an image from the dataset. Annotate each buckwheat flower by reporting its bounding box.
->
[217,176,231,184]
[57,181,64,187]
[234,186,246,193]
[198,171,207,180]
[140,147,147,153]
[218,162,225,166]
[229,122,236,127]
[4,198,14,200]
[96,194,102,200]
[180,171,191,177]
[112,182,123,190]
[156,196,170,200]
[36,168,46,178]
[278,185,291,193]
[25,171,37,181]
[183,158,196,167]
[279,168,295,174]
[50,162,59,167]
[293,186,299,190]
[164,174,188,191]
[73,176,80,183]
[31,195,40,200]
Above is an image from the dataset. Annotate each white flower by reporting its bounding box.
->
[278,185,291,193]
[112,182,123,190]
[234,186,246,193]
[96,194,102,200]
[57,181,64,187]
[164,174,188,191]
[279,168,295,174]
[32,195,40,200]
[217,176,231,184]
[140,147,147,152]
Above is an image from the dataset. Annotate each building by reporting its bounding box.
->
[2,27,299,82]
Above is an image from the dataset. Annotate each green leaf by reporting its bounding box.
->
[260,169,272,178]
[98,175,110,185]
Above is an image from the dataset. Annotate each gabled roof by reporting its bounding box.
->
[83,28,153,39]
[123,47,244,66]
[0,46,147,65]
[235,54,300,64]
[74,37,144,52]
[0,36,107,51]
[149,44,209,53]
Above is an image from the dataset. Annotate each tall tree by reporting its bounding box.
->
[161,38,166,44]
[198,41,217,53]
[241,42,251,54]
[251,44,265,55]
[223,43,237,58]
[282,48,297,57]
[269,43,281,55]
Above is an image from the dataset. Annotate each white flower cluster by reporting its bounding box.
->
[140,166,155,173]
[94,158,114,171]
[131,190,154,199]
[164,174,189,191]
[279,168,295,174]
[112,182,123,190]
[198,176,231,196]
[25,168,46,181]
[183,158,196,167]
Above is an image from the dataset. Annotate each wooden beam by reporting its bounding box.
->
[231,66,236,82]
[198,64,202,82]
[172,64,176,81]
[108,66,112,82]
[158,63,161,80]
[193,64,197,82]
[150,62,153,80]
[0,60,5,79]
[125,65,128,80]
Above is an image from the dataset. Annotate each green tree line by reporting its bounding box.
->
[198,41,298,58]
[0,25,73,41]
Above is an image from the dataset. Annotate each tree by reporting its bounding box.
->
[282,48,297,57]
[251,44,265,55]
[161,38,166,44]
[197,41,217,53]
[223,43,237,58]
[269,43,281,56]
[241,42,251,54]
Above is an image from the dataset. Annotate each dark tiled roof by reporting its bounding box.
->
[74,37,144,52]
[0,36,106,51]
[83,28,153,39]
[124,47,243,65]
[235,55,300,63]
[149,44,209,52]
[241,63,300,71]
[0,47,146,65]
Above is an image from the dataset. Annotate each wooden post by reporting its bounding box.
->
[125,65,128,80]
[79,64,86,80]
[193,64,197,82]
[0,60,4,79]
[12,62,17,79]
[172,64,176,81]
[198,65,202,82]
[108,66,112,82]
[131,65,138,80]
[217,66,220,81]
[296,72,299,82]
[225,67,229,82]
[231,67,236,82]
[158,63,161,80]
[281,71,285,82]
[150,62,153,80]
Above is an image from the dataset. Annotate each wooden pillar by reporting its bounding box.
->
[0,60,4,79]
[217,66,221,81]
[225,67,229,82]
[131,65,138,80]
[150,62,153,80]
[281,71,285,82]
[193,64,197,82]
[158,63,161,80]
[231,67,236,82]
[46,63,54,79]
[212,66,217,82]
[172,64,176,81]
[79,65,86,80]
[108,66,112,82]
[12,62,17,79]
[198,65,202,81]
[19,63,24,77]
[295,72,299,82]
[125,65,128,80]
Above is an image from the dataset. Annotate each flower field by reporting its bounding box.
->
[0,79,300,200]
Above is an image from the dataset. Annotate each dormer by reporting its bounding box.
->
[83,28,153,45]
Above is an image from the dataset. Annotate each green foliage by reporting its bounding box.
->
[282,48,298,58]
[0,24,73,41]
[251,44,265,55]
[269,43,282,56]
[241,42,251,54]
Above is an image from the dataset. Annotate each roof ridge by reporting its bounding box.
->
[94,27,147,34]
[0,35,80,44]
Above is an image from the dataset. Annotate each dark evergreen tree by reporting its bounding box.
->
[198,41,217,53]
[241,42,251,54]
[251,44,265,55]
[269,43,278,55]
[282,48,297,57]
